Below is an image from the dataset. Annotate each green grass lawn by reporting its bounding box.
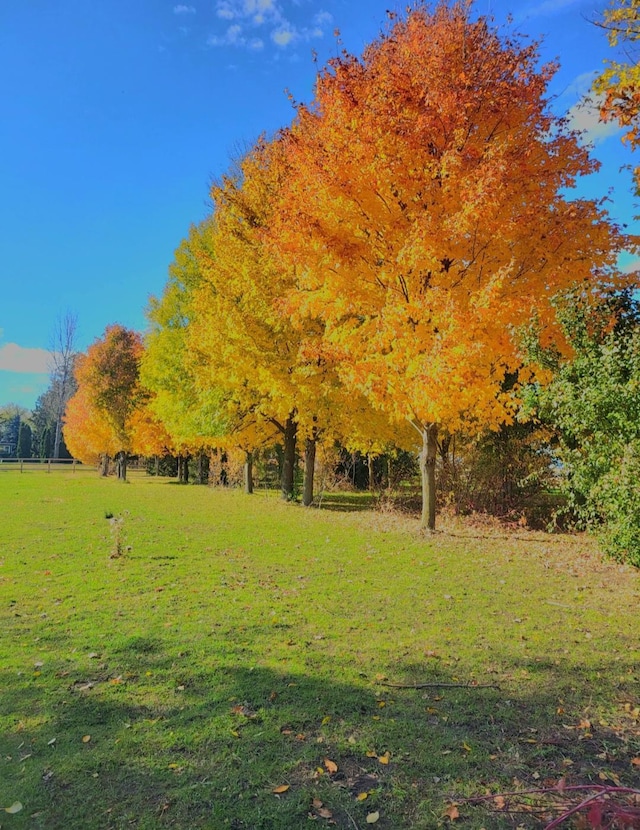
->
[0,471,638,829]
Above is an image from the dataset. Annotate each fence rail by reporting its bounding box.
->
[0,458,90,473]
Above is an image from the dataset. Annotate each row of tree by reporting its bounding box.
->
[62,1,640,563]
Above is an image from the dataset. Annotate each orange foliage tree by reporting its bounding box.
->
[271,1,631,528]
[64,325,147,480]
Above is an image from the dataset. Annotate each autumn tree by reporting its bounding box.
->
[66,325,145,480]
[64,383,117,473]
[593,0,640,187]
[142,228,231,485]
[272,0,629,529]
[188,141,390,503]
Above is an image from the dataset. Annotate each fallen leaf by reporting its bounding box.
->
[4,803,23,814]
[312,799,323,809]
[494,795,506,810]
[631,758,640,767]
[47,738,56,746]
[378,752,390,764]
[366,751,377,758]
[317,807,333,818]
[82,735,91,743]
[272,785,290,794]
[321,716,331,725]
[444,803,460,821]
[324,759,338,774]
[462,742,472,752]
[366,811,380,824]
[357,792,368,801]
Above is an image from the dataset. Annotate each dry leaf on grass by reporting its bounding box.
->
[444,803,460,821]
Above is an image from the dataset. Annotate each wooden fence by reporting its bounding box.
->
[0,458,89,473]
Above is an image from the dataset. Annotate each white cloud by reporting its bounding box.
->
[173,4,196,14]
[209,0,329,50]
[0,343,51,374]
[313,11,333,27]
[566,92,623,145]
[272,27,295,46]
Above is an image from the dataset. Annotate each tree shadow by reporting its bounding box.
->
[2,637,638,830]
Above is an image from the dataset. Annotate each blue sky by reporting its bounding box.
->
[0,0,637,409]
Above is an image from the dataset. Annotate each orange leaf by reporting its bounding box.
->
[324,758,338,773]
[272,785,290,794]
[444,804,460,821]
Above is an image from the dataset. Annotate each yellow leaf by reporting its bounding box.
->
[378,752,390,764]
[366,811,380,824]
[357,792,368,801]
[272,785,290,794]
[82,735,91,743]
[168,763,179,769]
[4,803,23,814]
[321,716,331,725]
[366,751,377,758]
[462,742,472,752]
[324,759,338,774]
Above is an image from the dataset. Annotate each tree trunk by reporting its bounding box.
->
[154,455,160,477]
[303,437,316,506]
[99,454,110,477]
[196,451,209,485]
[368,452,375,491]
[243,450,254,494]
[419,424,438,531]
[178,454,190,484]
[281,414,297,501]
[116,450,127,481]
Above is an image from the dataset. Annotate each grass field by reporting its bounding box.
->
[0,472,638,829]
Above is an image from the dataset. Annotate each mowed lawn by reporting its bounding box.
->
[0,471,638,829]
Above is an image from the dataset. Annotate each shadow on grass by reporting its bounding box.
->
[1,645,639,830]
[315,493,378,513]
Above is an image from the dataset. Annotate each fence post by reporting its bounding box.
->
[73,459,76,473]
[47,458,51,473]
[20,458,23,473]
